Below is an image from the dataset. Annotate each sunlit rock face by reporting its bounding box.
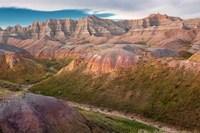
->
[0,93,92,133]
[59,49,139,74]
[59,44,178,74]
[85,49,139,73]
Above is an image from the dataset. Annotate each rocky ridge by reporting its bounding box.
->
[1,13,200,60]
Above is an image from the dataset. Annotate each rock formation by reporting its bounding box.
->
[59,44,178,74]
[0,13,200,59]
[0,92,106,133]
[85,49,139,73]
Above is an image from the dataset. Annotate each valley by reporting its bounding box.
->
[0,13,200,132]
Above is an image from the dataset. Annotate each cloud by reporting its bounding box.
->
[0,8,114,28]
[0,0,199,19]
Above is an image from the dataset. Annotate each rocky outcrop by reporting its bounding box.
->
[118,13,183,31]
[1,13,200,59]
[74,15,126,37]
[2,14,200,39]
[85,49,139,73]
[183,18,200,29]
[0,92,98,133]
[3,15,125,40]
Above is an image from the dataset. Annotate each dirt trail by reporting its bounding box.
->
[66,101,190,133]
[24,85,190,133]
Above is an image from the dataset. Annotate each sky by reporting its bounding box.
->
[0,0,200,28]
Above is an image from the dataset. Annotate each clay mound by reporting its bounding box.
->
[189,51,200,62]
[7,37,95,59]
[7,37,65,59]
[0,93,91,133]
[85,48,139,73]
[146,48,178,58]
[0,44,47,84]
[0,43,31,58]
[0,44,31,69]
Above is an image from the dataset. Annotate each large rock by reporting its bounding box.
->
[0,93,93,133]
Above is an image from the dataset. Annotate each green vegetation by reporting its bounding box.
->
[77,108,158,133]
[0,58,48,84]
[0,56,75,84]
[36,56,75,71]
[30,60,200,131]
[178,51,193,59]
[0,79,21,91]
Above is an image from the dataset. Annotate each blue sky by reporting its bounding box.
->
[0,0,200,28]
[0,8,113,28]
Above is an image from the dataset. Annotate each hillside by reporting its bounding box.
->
[30,58,200,131]
[0,44,48,84]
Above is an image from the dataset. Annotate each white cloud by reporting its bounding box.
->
[0,0,199,19]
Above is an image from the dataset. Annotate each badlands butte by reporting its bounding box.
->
[1,13,200,132]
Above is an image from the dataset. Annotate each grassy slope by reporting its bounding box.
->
[0,58,48,84]
[30,61,200,131]
[0,79,21,91]
[76,108,158,133]
[36,56,75,71]
[0,56,75,84]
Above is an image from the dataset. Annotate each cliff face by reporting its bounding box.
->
[118,13,183,30]
[1,13,200,59]
[3,15,126,39]
[3,13,200,40]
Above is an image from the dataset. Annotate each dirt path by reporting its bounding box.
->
[21,84,35,90]
[24,84,189,133]
[66,101,189,133]
[49,66,57,72]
